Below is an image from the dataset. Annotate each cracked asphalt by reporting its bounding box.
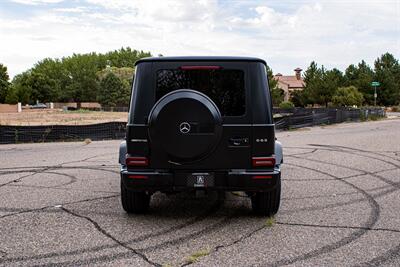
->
[0,118,399,266]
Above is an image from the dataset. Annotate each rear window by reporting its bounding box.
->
[156,69,245,116]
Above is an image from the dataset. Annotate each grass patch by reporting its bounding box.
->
[186,249,210,264]
[265,216,276,227]
[368,115,383,121]
[361,113,385,122]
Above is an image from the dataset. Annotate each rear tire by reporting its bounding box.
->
[251,177,281,216]
[121,181,150,214]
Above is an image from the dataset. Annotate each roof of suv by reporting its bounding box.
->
[135,56,266,66]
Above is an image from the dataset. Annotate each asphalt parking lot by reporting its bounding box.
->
[0,118,399,266]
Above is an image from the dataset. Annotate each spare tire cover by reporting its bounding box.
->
[148,89,222,163]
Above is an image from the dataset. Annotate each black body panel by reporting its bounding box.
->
[124,57,279,192]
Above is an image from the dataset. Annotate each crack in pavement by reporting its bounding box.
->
[308,144,400,163]
[6,183,119,194]
[0,167,51,188]
[0,197,228,265]
[0,154,112,188]
[179,217,400,267]
[267,162,381,266]
[1,138,398,266]
[286,152,400,190]
[0,194,119,219]
[180,222,267,267]
[307,144,400,168]
[60,207,162,267]
[353,243,400,267]
[276,221,400,233]
[0,164,119,172]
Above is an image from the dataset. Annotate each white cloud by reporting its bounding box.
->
[0,0,399,78]
[53,7,87,13]
[10,0,64,5]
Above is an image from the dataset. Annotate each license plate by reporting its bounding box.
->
[187,173,214,187]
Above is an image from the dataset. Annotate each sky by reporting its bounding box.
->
[0,0,399,78]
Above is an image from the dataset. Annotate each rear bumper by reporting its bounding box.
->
[121,167,280,192]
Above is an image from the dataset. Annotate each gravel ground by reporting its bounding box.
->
[0,118,399,266]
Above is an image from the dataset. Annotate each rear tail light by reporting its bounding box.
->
[180,65,221,70]
[252,175,272,179]
[126,156,148,167]
[128,175,148,179]
[252,156,275,167]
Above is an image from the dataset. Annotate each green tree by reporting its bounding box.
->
[10,72,33,104]
[103,47,151,68]
[345,60,374,105]
[266,64,284,106]
[63,53,100,103]
[0,63,10,103]
[33,58,69,102]
[302,61,323,105]
[26,71,58,103]
[266,64,277,90]
[97,66,134,81]
[374,52,400,106]
[290,90,306,107]
[5,86,18,104]
[332,86,364,107]
[271,88,284,107]
[98,72,129,107]
[320,68,344,106]
[9,47,151,104]
[303,62,344,107]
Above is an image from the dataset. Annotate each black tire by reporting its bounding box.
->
[251,177,281,216]
[121,181,150,214]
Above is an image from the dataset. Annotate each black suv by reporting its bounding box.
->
[119,56,283,216]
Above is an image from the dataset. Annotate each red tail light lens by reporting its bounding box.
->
[126,156,148,167]
[252,157,275,167]
[180,65,221,70]
[252,175,273,179]
[128,175,148,179]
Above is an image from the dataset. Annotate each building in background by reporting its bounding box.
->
[274,68,305,101]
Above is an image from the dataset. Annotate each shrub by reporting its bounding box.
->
[332,86,364,107]
[279,101,295,109]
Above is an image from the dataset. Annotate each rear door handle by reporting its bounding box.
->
[229,137,249,146]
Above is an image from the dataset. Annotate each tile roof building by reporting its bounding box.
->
[274,68,305,101]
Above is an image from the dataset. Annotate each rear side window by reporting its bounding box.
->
[156,69,245,116]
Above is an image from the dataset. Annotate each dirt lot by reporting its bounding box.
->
[0,110,128,125]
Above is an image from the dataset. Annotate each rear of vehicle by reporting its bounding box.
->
[120,57,282,215]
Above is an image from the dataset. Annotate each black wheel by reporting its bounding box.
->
[251,177,281,216]
[121,181,150,214]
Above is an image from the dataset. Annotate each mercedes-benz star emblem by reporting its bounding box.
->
[179,122,191,134]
